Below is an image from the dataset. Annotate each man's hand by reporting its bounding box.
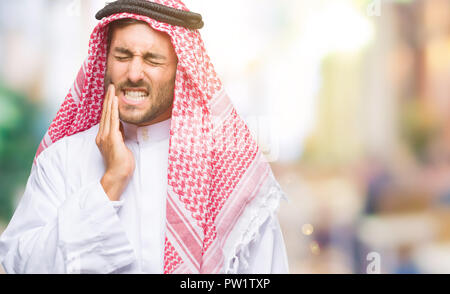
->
[97,85,135,201]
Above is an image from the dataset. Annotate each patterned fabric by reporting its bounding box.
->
[35,0,283,273]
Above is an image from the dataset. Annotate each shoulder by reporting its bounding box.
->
[65,124,100,147]
[36,124,100,166]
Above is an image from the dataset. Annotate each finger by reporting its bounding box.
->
[98,84,113,137]
[118,118,128,143]
[119,121,125,137]
[103,85,115,135]
[111,95,120,132]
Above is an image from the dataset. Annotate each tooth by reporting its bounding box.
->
[125,91,146,101]
[125,90,147,101]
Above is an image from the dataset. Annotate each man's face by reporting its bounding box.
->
[105,22,178,126]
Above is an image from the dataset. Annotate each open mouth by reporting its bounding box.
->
[121,88,149,105]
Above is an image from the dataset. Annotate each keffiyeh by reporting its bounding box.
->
[35,0,285,274]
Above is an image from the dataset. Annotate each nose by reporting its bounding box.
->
[127,57,144,83]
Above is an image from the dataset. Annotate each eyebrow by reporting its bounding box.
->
[113,47,167,60]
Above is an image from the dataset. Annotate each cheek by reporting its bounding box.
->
[144,66,176,85]
[107,60,128,82]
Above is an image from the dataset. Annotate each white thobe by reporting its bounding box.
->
[0,119,289,274]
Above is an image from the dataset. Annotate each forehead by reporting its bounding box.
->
[109,22,175,55]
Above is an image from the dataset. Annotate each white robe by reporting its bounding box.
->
[0,119,289,274]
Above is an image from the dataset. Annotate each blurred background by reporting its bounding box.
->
[1,0,450,274]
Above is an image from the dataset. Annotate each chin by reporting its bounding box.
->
[120,115,146,125]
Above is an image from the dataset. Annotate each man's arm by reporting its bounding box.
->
[0,86,137,274]
[237,216,289,274]
[0,143,136,273]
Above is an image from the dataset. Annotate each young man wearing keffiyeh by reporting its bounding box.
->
[0,0,289,274]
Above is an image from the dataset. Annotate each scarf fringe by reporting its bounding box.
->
[223,172,287,274]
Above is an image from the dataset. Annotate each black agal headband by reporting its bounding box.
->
[95,0,204,30]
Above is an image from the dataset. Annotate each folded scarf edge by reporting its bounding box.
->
[221,172,287,274]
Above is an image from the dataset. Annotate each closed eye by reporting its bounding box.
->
[145,59,163,66]
[115,56,131,61]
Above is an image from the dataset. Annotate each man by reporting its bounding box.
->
[0,0,288,274]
